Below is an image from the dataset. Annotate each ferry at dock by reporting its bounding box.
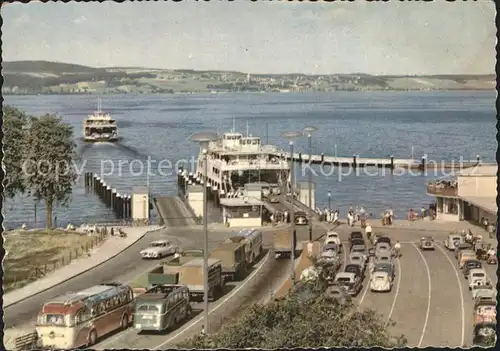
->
[192,128,291,201]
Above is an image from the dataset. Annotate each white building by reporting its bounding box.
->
[426,165,497,223]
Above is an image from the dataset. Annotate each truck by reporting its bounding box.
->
[273,230,297,258]
[147,250,225,302]
[134,284,191,332]
[209,241,247,281]
[227,229,264,266]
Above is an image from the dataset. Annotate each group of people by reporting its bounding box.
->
[408,206,437,221]
[315,207,340,224]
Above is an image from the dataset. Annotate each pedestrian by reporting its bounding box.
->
[201,325,206,336]
[111,227,114,236]
[420,206,426,219]
[487,222,495,239]
[365,222,372,240]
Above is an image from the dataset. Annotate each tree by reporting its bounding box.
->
[2,106,29,198]
[178,260,407,349]
[22,114,78,228]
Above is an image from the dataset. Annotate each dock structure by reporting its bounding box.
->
[271,152,482,170]
[84,172,131,219]
[153,196,197,227]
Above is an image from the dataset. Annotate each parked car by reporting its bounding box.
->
[375,253,392,265]
[459,250,477,269]
[463,259,482,278]
[444,234,464,250]
[473,289,496,304]
[344,263,364,279]
[420,236,435,250]
[140,240,178,259]
[334,272,362,296]
[325,284,351,305]
[376,236,391,246]
[325,232,342,251]
[374,262,395,280]
[471,283,495,300]
[468,269,489,290]
[375,242,391,253]
[370,271,392,292]
[295,211,308,225]
[351,244,368,262]
[323,243,341,254]
[349,231,364,244]
[348,252,366,269]
[350,238,365,251]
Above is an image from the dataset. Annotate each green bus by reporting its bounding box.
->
[134,284,191,332]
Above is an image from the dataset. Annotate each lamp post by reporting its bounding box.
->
[328,190,331,210]
[303,126,317,242]
[280,131,301,286]
[188,130,218,335]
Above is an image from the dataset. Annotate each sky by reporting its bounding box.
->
[2,0,495,75]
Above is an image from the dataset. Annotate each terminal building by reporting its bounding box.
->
[426,165,497,224]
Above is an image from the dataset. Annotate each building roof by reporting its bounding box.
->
[458,165,497,177]
[220,197,262,207]
[459,195,497,214]
[132,186,150,194]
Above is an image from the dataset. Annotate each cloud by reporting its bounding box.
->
[73,16,87,24]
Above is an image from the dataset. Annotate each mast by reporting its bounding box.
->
[246,120,249,137]
[232,117,235,133]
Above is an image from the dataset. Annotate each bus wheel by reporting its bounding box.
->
[88,330,97,346]
[121,314,129,329]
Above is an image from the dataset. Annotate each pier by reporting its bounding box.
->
[84,172,132,219]
[271,152,482,170]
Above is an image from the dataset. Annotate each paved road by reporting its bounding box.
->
[330,224,497,348]
[94,225,324,349]
[4,227,211,329]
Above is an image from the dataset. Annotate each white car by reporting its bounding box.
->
[370,271,392,292]
[140,240,177,259]
[444,234,464,250]
[325,232,341,245]
[472,284,495,300]
[468,268,489,290]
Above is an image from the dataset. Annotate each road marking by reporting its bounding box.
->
[435,243,465,347]
[152,250,271,349]
[387,255,401,322]
[412,243,431,348]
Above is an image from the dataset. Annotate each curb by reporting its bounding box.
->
[4,225,165,308]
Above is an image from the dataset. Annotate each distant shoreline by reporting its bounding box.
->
[3,88,495,97]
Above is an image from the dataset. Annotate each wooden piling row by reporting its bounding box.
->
[83,172,132,219]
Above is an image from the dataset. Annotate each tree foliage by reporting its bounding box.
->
[3,106,78,228]
[178,260,407,349]
[2,106,29,198]
[22,114,78,228]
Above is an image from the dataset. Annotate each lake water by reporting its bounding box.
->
[3,91,496,229]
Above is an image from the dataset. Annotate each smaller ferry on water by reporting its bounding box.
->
[83,98,119,142]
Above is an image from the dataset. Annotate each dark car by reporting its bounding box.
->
[376,236,391,246]
[350,231,364,243]
[345,263,364,279]
[350,238,365,250]
[464,260,483,278]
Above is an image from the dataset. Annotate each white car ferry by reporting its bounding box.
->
[192,129,291,201]
[83,98,119,142]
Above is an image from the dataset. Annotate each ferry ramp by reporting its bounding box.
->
[153,196,197,227]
